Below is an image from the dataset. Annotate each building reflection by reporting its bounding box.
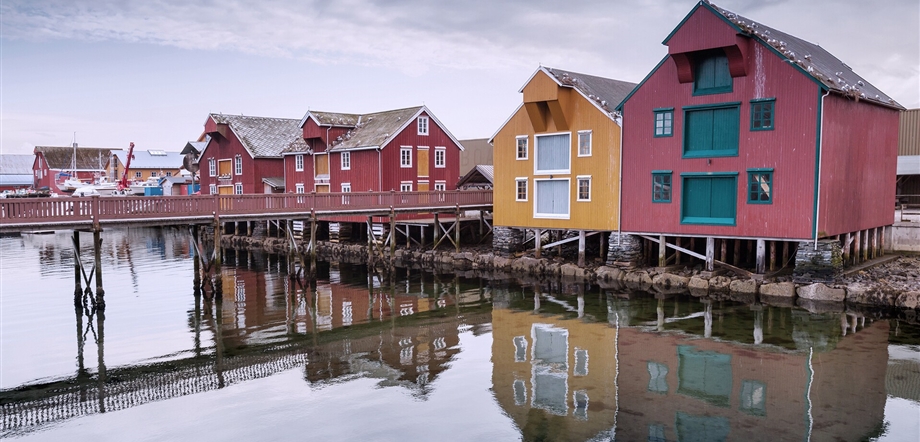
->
[491,288,890,442]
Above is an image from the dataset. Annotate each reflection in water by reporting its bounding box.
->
[0,228,918,441]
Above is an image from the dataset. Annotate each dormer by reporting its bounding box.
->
[664,3,749,85]
[521,69,574,132]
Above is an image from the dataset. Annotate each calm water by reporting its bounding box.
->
[1,227,918,442]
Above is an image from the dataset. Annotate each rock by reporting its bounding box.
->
[759,282,796,298]
[595,266,624,282]
[729,279,758,294]
[709,276,732,292]
[652,273,690,290]
[623,270,652,291]
[560,264,586,279]
[796,283,845,302]
[492,256,512,271]
[896,291,920,309]
[689,276,709,291]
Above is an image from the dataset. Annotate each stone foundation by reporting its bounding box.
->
[493,226,525,256]
[606,233,644,266]
[794,240,843,282]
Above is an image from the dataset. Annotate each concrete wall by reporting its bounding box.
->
[887,223,920,252]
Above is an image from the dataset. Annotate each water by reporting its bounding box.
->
[1,227,918,441]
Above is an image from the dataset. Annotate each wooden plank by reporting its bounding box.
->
[541,231,600,249]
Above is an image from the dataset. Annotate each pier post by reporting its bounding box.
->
[658,235,666,267]
[367,216,375,267]
[769,241,776,271]
[454,207,461,252]
[192,225,201,290]
[705,237,714,272]
[213,214,222,297]
[433,213,440,250]
[861,228,869,262]
[310,212,317,264]
[390,209,396,261]
[73,231,82,297]
[854,230,861,264]
[534,229,542,258]
[577,230,586,267]
[756,239,766,274]
[93,223,105,307]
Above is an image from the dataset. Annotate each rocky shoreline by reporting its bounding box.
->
[221,235,920,311]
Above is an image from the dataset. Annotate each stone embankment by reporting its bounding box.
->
[221,235,920,310]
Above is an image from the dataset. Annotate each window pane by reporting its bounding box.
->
[536,180,569,215]
[536,134,570,172]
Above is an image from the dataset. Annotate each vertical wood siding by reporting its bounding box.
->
[201,120,283,194]
[494,70,620,231]
[899,108,920,156]
[283,153,315,193]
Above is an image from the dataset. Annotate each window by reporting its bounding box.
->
[295,154,304,171]
[295,183,305,193]
[574,349,588,376]
[516,136,528,160]
[652,171,672,203]
[513,336,528,362]
[654,108,674,137]
[513,380,527,406]
[209,184,217,194]
[577,176,591,201]
[341,183,351,204]
[677,345,732,407]
[577,131,592,156]
[135,171,142,179]
[400,182,412,192]
[694,50,732,95]
[434,182,446,191]
[535,133,570,174]
[341,151,351,170]
[534,178,569,219]
[234,155,242,175]
[165,172,172,177]
[751,99,775,131]
[208,158,216,177]
[150,171,157,177]
[683,103,740,158]
[740,380,767,416]
[400,147,412,168]
[515,178,528,201]
[681,173,738,226]
[647,361,669,393]
[234,183,243,194]
[417,116,429,135]
[748,169,773,204]
[434,147,445,168]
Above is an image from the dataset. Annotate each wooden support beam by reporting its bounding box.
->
[534,229,542,258]
[390,210,397,260]
[733,238,740,266]
[454,209,461,253]
[675,237,682,265]
[720,239,727,263]
[782,241,789,269]
[432,213,440,250]
[769,241,776,271]
[310,213,317,263]
[213,214,222,297]
[706,237,715,272]
[658,235,667,267]
[600,232,608,262]
[755,239,766,274]
[578,230,586,267]
[73,230,81,296]
[861,228,869,262]
[541,231,600,249]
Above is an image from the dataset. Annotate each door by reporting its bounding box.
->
[417,181,429,205]
[315,184,330,193]
[315,154,329,177]
[417,148,429,177]
[681,175,737,225]
[218,185,233,195]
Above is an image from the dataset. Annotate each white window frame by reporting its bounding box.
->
[209,184,217,194]
[434,181,446,192]
[295,154,304,171]
[417,116,429,135]
[150,171,158,178]
[400,182,412,192]
[295,183,305,193]
[340,151,351,170]
[400,146,412,168]
[434,147,446,168]
[577,130,592,157]
[234,155,242,175]
[516,136,528,160]
[534,132,571,175]
[577,175,591,202]
[209,158,216,177]
[234,182,243,194]
[135,171,142,179]
[515,177,528,202]
[341,183,351,204]
[533,177,570,219]
[165,172,172,177]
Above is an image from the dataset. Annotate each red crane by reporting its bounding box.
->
[117,142,135,191]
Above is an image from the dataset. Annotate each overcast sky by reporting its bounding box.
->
[2,0,918,155]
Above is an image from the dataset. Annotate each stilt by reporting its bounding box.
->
[658,235,666,267]
[861,228,869,262]
[600,232,608,262]
[479,210,484,239]
[534,229,542,258]
[421,224,426,248]
[733,238,740,267]
[578,230,586,267]
[73,230,82,296]
[93,223,105,307]
[367,216,375,267]
[213,214,222,297]
[192,225,201,289]
[755,239,766,274]
[782,241,789,269]
[310,213,317,264]
[843,232,852,263]
[720,239,727,263]
[675,237,682,265]
[433,213,440,250]
[880,226,886,254]
[769,241,776,271]
[389,210,397,262]
[454,208,461,253]
[705,237,715,272]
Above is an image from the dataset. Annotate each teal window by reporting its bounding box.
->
[652,171,672,203]
[654,108,673,137]
[694,50,732,95]
[681,173,738,225]
[677,345,732,407]
[751,99,775,130]
[748,169,773,204]
[683,103,740,158]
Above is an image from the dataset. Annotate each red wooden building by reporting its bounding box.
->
[200,114,307,195]
[32,145,113,191]
[282,105,463,195]
[616,1,903,273]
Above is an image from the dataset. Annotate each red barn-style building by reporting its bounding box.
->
[282,106,463,196]
[615,1,903,275]
[32,145,113,191]
[200,114,307,195]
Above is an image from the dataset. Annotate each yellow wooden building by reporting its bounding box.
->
[491,67,636,264]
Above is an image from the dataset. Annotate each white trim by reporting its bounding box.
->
[534,131,571,175]
[434,146,446,168]
[400,146,412,168]
[340,151,351,170]
[295,183,305,194]
[576,175,592,202]
[515,177,528,202]
[400,181,413,192]
[516,135,529,160]
[577,130,592,157]
[234,182,243,194]
[234,154,242,175]
[533,177,570,219]
[294,154,304,171]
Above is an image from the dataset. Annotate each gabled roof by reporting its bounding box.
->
[33,146,114,171]
[209,114,309,158]
[536,67,637,115]
[111,149,184,170]
[0,154,34,175]
[182,136,209,156]
[300,111,361,128]
[301,106,464,153]
[262,176,285,190]
[456,165,494,188]
[671,1,903,110]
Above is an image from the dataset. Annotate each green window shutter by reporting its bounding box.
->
[681,174,737,225]
[709,177,737,219]
[712,107,740,153]
[682,177,711,218]
[694,51,732,95]
[683,104,740,158]
[686,110,714,154]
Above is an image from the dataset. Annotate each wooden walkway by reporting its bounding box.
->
[0,190,493,232]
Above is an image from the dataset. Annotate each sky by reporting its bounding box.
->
[1,0,918,155]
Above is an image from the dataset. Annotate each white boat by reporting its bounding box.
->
[129,177,161,195]
[56,176,86,193]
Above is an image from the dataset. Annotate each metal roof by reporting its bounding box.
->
[111,149,184,170]
[0,154,34,175]
[33,146,114,171]
[262,176,285,190]
[704,2,904,110]
[0,175,33,186]
[209,114,309,158]
[897,156,920,176]
[456,165,494,188]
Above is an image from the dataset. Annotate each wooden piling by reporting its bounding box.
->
[705,237,715,272]
[733,239,740,267]
[854,230,861,265]
[93,223,105,306]
[755,239,766,274]
[658,235,666,267]
[433,213,440,250]
[192,225,201,289]
[73,231,81,296]
[769,241,776,271]
[720,239,727,263]
[454,208,461,253]
[534,229,542,258]
[861,228,869,262]
[213,214,222,296]
[577,230,586,267]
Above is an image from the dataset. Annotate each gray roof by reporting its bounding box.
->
[706,3,903,110]
[0,175,33,186]
[320,106,425,152]
[457,165,494,188]
[33,146,113,171]
[111,149,184,170]
[306,111,361,127]
[0,154,34,175]
[182,136,209,156]
[209,114,309,158]
[542,67,638,114]
[262,176,285,190]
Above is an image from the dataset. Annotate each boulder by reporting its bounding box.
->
[896,291,920,309]
[688,276,709,297]
[759,282,796,298]
[796,283,845,302]
[623,270,653,291]
[729,279,759,295]
[560,264,586,279]
[652,273,690,290]
[595,266,625,283]
[709,276,732,292]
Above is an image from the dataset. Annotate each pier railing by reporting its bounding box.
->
[0,190,493,231]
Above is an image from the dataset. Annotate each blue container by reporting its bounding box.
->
[188,184,200,194]
[144,187,163,196]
